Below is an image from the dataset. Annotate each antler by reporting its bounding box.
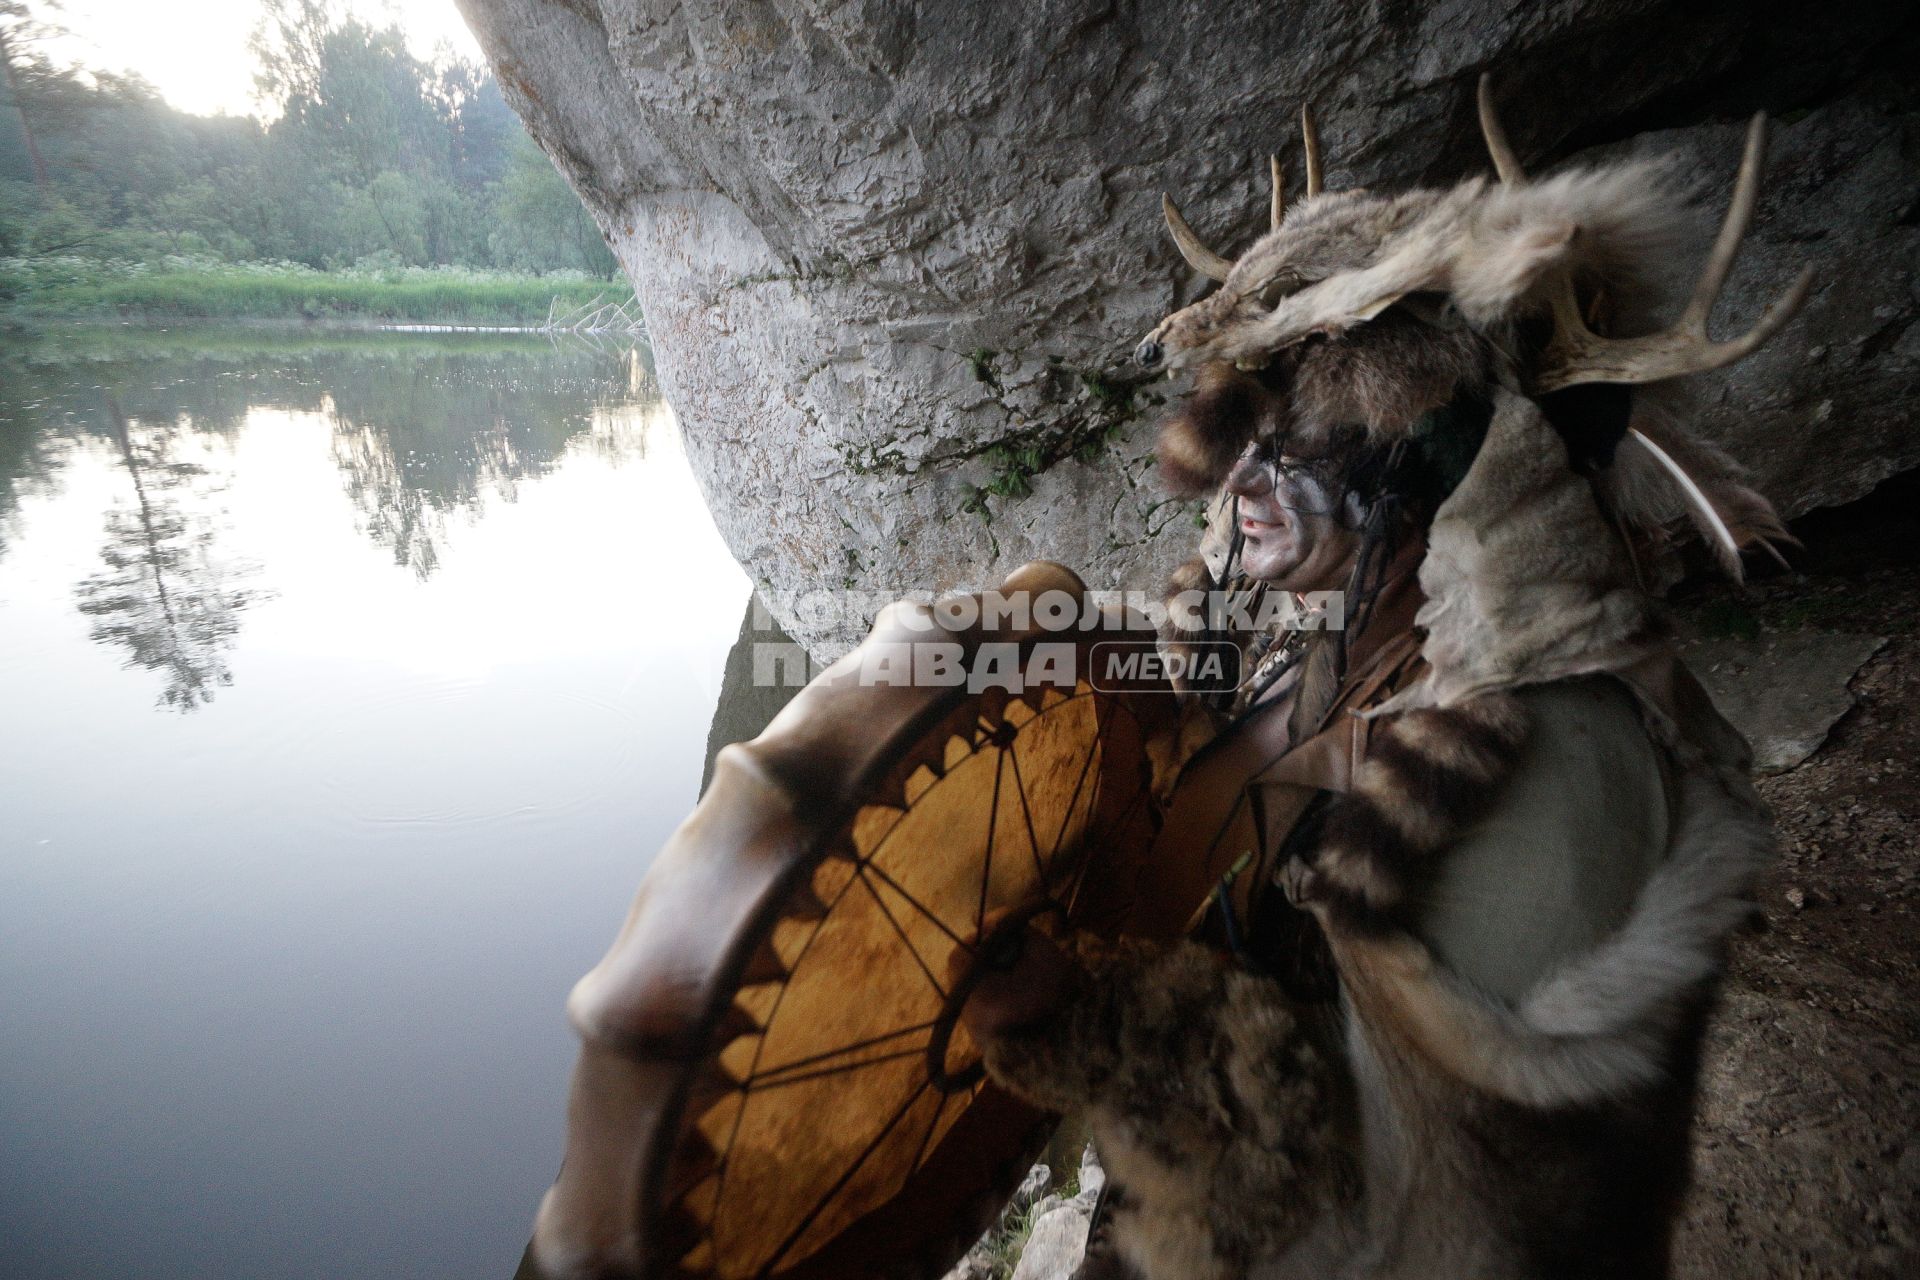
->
[1475,75,1814,393]
[1162,194,1234,281]
[1161,104,1326,283]
[1301,103,1324,198]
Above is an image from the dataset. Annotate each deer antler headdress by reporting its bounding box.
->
[1144,78,1812,708]
[1144,77,1808,582]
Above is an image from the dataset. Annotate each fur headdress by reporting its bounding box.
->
[1144,80,1809,585]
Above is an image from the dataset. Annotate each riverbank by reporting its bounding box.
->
[0,256,628,327]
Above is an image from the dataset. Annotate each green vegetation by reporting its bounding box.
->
[971,1170,1081,1280]
[0,0,625,324]
[2,321,621,363]
[1,255,614,324]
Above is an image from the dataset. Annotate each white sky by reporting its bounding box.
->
[45,0,485,119]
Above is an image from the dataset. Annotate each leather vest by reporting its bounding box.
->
[1128,564,1427,950]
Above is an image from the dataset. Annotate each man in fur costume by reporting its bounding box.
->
[956,81,1803,1280]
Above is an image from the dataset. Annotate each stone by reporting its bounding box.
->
[1009,1194,1095,1280]
[1600,100,1920,521]
[456,0,1918,657]
[1010,1162,1053,1217]
[700,592,808,793]
[1078,1141,1105,1199]
[1685,630,1888,773]
[940,1163,1057,1280]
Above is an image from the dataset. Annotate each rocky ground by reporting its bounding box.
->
[1671,487,1920,1278]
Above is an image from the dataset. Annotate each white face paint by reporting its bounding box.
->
[1224,440,1363,590]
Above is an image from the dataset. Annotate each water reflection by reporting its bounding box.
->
[0,326,748,1280]
[71,400,264,709]
[325,345,653,578]
[0,330,659,705]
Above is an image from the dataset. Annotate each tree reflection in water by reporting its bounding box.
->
[74,400,264,711]
[324,344,653,578]
[0,330,659,708]
[0,401,64,560]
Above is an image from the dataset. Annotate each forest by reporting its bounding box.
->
[0,0,623,323]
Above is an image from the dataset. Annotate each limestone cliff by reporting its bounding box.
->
[455,0,1918,655]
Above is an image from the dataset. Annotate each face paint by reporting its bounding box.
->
[1224,439,1364,589]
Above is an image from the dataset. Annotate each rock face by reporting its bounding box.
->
[1686,629,1887,773]
[451,0,1919,657]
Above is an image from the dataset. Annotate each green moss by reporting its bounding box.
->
[833,347,1164,522]
[967,347,1003,392]
[841,441,909,476]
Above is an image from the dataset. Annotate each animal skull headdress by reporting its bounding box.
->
[1143,78,1811,582]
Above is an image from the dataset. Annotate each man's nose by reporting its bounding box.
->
[1225,451,1273,498]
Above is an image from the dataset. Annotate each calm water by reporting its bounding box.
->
[0,328,750,1278]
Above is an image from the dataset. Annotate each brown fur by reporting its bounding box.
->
[1155,363,1273,496]
[983,938,1358,1280]
[1288,308,1488,444]
[1325,925,1705,1280]
[1153,309,1490,496]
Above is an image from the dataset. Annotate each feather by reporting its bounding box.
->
[1623,424,1793,580]
[1626,427,1740,571]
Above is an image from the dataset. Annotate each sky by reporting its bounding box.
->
[44,0,485,118]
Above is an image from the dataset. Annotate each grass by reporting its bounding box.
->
[0,323,646,373]
[968,1166,1082,1280]
[0,255,624,326]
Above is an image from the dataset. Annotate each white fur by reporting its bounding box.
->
[1167,159,1696,370]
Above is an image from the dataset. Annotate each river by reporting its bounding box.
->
[0,327,750,1279]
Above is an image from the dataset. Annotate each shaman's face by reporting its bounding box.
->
[1224,439,1363,589]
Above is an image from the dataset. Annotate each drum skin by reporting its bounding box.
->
[528,564,1179,1280]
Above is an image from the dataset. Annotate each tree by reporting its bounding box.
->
[488,127,619,278]
[0,0,58,189]
[0,0,626,279]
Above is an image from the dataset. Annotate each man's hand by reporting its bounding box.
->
[948,908,1085,1041]
[1280,854,1325,913]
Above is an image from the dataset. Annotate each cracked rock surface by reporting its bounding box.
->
[457,0,1917,657]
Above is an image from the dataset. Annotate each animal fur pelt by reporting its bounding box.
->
[1281,676,1774,1279]
[1384,387,1665,712]
[1314,747,1771,1113]
[1157,364,1271,498]
[1286,691,1531,932]
[1143,108,1802,586]
[982,938,1358,1280]
[1144,162,1696,376]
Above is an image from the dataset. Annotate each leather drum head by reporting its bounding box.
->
[528,564,1175,1280]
